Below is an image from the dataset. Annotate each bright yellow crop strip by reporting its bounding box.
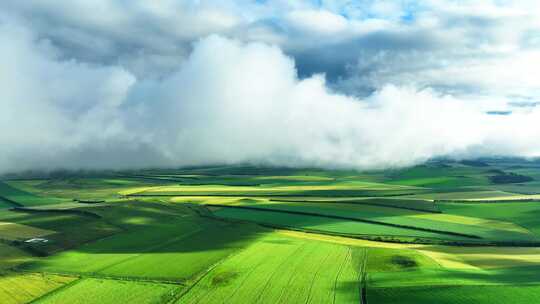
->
[170,196,252,205]
[0,273,76,304]
[414,249,481,270]
[118,186,166,195]
[466,194,540,201]
[252,175,335,181]
[142,183,410,192]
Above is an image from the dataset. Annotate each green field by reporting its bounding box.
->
[369,285,540,304]
[97,223,260,281]
[0,273,75,304]
[0,197,14,209]
[439,201,540,236]
[35,278,181,304]
[271,197,441,212]
[0,161,540,303]
[212,206,461,241]
[214,200,536,242]
[178,233,362,303]
[0,182,66,206]
[0,209,120,255]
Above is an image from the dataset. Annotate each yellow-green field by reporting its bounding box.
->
[0,273,75,304]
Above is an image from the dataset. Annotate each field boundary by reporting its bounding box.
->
[361,249,368,304]
[436,199,540,204]
[27,276,82,304]
[10,206,102,219]
[208,211,540,247]
[0,196,23,207]
[208,204,481,239]
[127,191,429,198]
[19,269,187,286]
[269,198,441,213]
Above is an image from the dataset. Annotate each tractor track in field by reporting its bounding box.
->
[331,247,353,304]
[298,246,332,304]
[252,244,307,304]
[360,249,369,304]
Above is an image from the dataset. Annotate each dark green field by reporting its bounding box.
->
[1,159,540,303]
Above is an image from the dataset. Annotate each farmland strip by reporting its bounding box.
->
[269,199,441,213]
[127,191,428,198]
[0,196,23,207]
[28,277,82,304]
[10,207,102,219]
[208,204,481,239]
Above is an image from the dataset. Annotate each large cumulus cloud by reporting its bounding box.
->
[1,0,540,173]
[1,15,539,174]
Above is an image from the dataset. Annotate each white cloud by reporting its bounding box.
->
[1,24,539,173]
[0,20,139,172]
[1,1,540,173]
[285,10,348,35]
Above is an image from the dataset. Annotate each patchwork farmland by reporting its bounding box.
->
[1,160,540,303]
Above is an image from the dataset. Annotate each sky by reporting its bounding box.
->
[1,0,539,173]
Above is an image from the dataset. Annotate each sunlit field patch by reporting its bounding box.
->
[0,221,55,240]
[0,273,75,304]
[417,246,540,270]
[34,278,181,304]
